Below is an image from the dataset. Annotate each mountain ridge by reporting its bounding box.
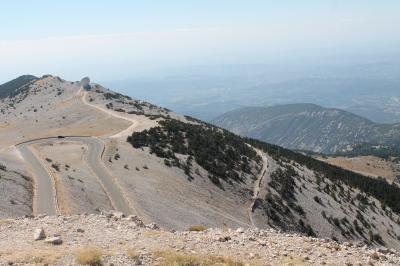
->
[0,75,38,99]
[212,103,400,153]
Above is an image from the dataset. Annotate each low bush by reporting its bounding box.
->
[75,247,102,266]
[155,250,244,266]
[128,119,260,183]
[126,248,139,261]
[188,225,208,232]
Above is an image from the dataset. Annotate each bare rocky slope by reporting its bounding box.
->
[212,104,400,153]
[1,75,400,265]
[1,213,399,265]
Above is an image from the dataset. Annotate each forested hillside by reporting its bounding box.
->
[0,75,37,99]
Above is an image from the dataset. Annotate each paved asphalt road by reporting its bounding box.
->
[79,137,133,215]
[17,144,58,215]
[17,137,133,215]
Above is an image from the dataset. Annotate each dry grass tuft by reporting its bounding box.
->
[155,250,244,266]
[283,256,306,265]
[143,230,164,237]
[1,248,64,265]
[126,248,139,261]
[188,225,208,232]
[75,246,103,266]
[0,219,11,226]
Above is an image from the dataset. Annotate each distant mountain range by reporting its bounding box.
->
[212,103,400,153]
[104,64,400,123]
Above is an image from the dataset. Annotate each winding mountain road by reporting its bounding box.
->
[17,143,58,215]
[15,89,140,215]
[14,86,156,215]
[80,90,138,139]
[248,149,269,227]
[16,137,133,215]
[82,137,132,214]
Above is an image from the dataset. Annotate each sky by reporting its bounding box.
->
[1,0,400,82]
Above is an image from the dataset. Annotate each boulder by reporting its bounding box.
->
[146,223,159,230]
[44,236,63,245]
[111,211,125,220]
[370,251,380,260]
[217,236,231,242]
[236,227,245,234]
[33,228,46,241]
[126,215,145,227]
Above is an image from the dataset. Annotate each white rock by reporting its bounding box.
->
[127,215,145,226]
[44,236,63,245]
[378,247,389,254]
[258,240,267,246]
[146,223,159,230]
[236,227,245,233]
[112,211,125,219]
[33,228,46,240]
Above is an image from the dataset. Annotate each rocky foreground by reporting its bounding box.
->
[0,213,399,266]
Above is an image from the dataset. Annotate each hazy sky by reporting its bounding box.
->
[1,1,400,82]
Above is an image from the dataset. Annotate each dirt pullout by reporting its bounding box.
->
[316,155,400,182]
[32,141,113,214]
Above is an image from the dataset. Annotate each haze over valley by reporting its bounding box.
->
[104,62,400,123]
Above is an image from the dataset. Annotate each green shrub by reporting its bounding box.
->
[128,119,260,183]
